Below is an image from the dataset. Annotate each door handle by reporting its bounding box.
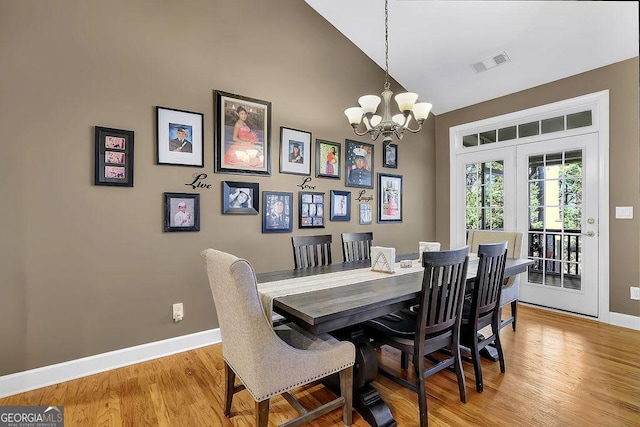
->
[583,231,595,237]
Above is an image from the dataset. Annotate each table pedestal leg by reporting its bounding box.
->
[332,327,397,427]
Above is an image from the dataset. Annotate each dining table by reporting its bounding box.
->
[256,253,534,427]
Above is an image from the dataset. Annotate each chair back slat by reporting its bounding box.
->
[341,232,373,262]
[291,235,332,269]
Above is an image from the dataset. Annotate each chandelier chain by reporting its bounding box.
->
[384,0,390,90]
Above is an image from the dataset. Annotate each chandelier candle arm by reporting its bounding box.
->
[343,0,432,142]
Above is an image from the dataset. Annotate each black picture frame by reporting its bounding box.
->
[377,173,403,223]
[345,140,374,189]
[94,126,134,187]
[315,139,341,179]
[299,191,325,228]
[262,191,293,233]
[164,192,200,232]
[330,190,351,221]
[383,141,398,168]
[214,90,271,176]
[222,181,259,215]
[280,127,312,175]
[156,106,204,167]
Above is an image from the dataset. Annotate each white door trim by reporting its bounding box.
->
[449,90,610,323]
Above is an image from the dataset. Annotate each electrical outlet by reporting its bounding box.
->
[173,303,184,322]
[631,287,640,301]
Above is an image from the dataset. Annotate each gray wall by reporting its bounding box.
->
[434,58,640,318]
[0,0,435,375]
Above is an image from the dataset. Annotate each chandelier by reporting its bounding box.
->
[344,0,432,143]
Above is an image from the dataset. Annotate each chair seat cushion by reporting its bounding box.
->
[364,310,417,338]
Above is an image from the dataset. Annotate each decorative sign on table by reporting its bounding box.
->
[371,246,396,274]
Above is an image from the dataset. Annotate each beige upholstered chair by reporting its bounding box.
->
[201,249,355,426]
[466,230,525,331]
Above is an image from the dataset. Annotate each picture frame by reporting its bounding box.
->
[156,106,204,167]
[299,191,325,228]
[164,192,200,232]
[214,90,271,176]
[330,190,351,221]
[383,141,398,168]
[222,181,259,215]
[280,127,312,175]
[94,126,134,187]
[378,173,403,223]
[359,203,373,225]
[345,140,374,189]
[262,191,293,233]
[315,139,341,179]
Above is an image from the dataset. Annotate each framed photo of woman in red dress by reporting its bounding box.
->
[378,173,402,223]
[214,90,272,176]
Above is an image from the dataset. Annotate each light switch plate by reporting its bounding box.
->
[615,206,633,219]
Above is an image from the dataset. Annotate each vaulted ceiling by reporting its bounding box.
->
[304,0,639,115]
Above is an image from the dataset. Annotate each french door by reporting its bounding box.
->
[516,134,599,316]
[456,133,599,316]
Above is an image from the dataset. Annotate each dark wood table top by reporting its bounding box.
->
[257,255,534,335]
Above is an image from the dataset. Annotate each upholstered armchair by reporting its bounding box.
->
[201,249,355,426]
[466,230,525,330]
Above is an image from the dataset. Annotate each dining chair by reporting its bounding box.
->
[460,241,508,393]
[201,249,355,427]
[363,246,470,427]
[466,230,524,331]
[291,234,332,269]
[341,232,374,262]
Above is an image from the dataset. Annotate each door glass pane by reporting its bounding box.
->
[519,121,539,138]
[527,150,583,291]
[567,111,592,129]
[541,116,565,134]
[498,126,517,141]
[465,160,504,234]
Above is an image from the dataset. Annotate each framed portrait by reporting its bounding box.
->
[383,141,398,168]
[94,126,134,187]
[164,192,200,232]
[214,90,271,176]
[345,140,374,189]
[280,127,312,175]
[222,181,259,215]
[299,191,325,228]
[330,190,351,221]
[378,173,403,223]
[262,191,293,233]
[156,106,204,167]
[315,139,341,179]
[359,203,373,225]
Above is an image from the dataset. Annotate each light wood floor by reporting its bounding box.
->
[2,305,639,426]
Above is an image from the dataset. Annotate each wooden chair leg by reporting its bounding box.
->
[256,399,270,427]
[413,358,428,427]
[224,362,235,417]
[471,341,484,393]
[400,351,409,370]
[495,334,506,373]
[339,366,354,426]
[453,346,467,403]
[511,300,518,331]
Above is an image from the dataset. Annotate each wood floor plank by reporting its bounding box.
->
[1,305,639,426]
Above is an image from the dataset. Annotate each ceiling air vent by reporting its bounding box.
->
[470,51,511,74]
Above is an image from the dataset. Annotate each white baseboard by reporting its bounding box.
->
[0,329,221,399]
[609,312,640,331]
